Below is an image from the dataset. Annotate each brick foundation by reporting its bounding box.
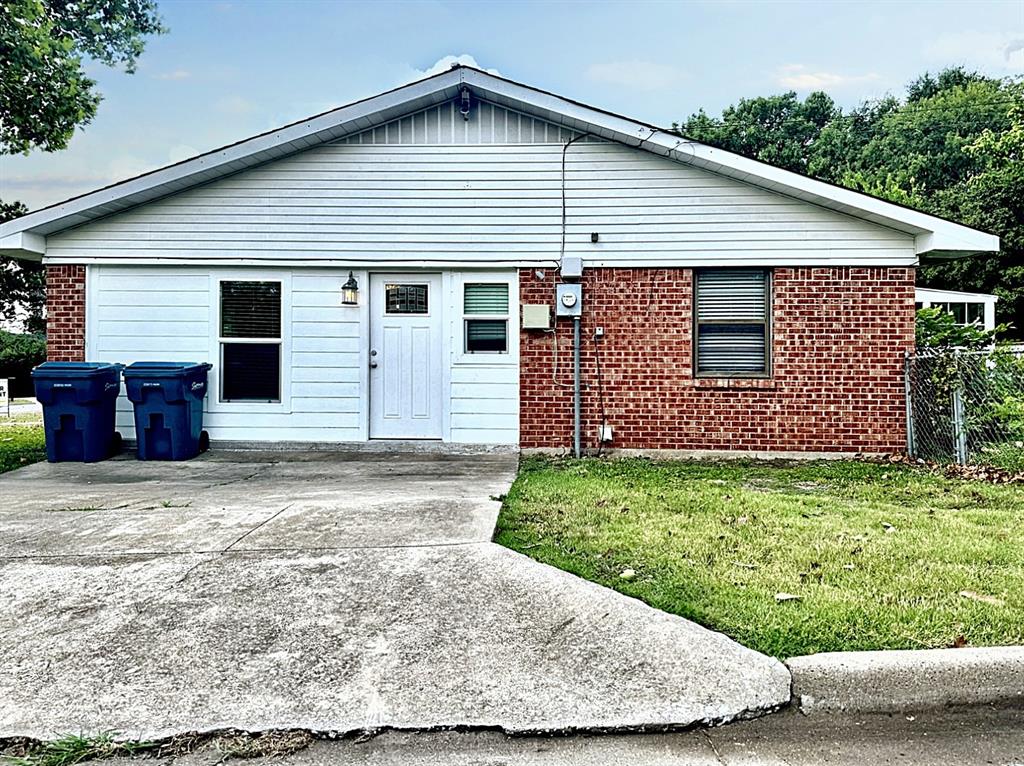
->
[520,267,915,453]
[45,265,86,361]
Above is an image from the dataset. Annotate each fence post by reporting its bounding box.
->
[904,351,916,458]
[952,384,968,465]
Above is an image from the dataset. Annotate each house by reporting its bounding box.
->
[915,287,998,331]
[0,66,999,455]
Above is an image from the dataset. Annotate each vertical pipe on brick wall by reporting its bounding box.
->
[573,316,581,458]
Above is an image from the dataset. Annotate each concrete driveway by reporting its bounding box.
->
[0,450,789,739]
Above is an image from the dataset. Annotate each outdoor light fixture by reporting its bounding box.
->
[341,271,359,305]
[459,86,472,120]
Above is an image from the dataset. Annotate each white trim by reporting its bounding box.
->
[0,67,998,262]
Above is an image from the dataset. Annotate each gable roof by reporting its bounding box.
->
[0,65,999,262]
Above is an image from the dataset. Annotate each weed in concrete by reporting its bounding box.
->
[2,732,153,766]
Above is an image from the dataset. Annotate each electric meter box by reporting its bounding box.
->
[556,283,582,317]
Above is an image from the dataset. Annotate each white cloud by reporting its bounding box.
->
[775,65,880,90]
[585,60,687,90]
[924,30,1024,72]
[155,69,191,81]
[402,54,501,85]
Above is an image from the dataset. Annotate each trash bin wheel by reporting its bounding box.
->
[199,430,210,453]
[109,431,123,458]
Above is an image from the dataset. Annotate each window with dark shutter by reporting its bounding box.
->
[694,269,770,377]
[219,280,282,401]
[464,283,509,353]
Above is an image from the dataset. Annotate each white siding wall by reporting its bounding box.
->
[49,105,915,267]
[87,265,518,444]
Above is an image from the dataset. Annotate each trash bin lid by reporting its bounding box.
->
[123,361,213,377]
[32,362,123,377]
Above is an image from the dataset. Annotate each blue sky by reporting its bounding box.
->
[2,0,1022,211]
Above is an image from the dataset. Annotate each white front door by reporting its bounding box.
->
[369,273,443,439]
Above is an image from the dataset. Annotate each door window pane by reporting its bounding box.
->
[386,284,428,314]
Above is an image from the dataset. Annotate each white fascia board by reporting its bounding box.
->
[0,232,45,261]
[0,70,464,240]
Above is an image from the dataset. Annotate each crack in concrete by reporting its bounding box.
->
[224,504,294,552]
[202,464,275,490]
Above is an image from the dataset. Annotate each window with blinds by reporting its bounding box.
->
[694,269,771,377]
[464,283,509,353]
[219,280,282,401]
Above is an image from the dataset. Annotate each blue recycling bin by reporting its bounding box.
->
[123,362,212,461]
[32,362,123,462]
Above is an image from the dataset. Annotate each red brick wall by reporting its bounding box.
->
[520,267,915,453]
[45,265,86,362]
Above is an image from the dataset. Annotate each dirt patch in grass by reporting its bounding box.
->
[496,457,1024,659]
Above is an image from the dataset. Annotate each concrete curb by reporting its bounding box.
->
[786,646,1024,714]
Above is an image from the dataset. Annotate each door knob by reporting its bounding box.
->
[370,349,378,369]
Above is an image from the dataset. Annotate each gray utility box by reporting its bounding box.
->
[522,304,551,329]
[556,283,582,317]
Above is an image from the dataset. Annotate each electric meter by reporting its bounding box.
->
[555,283,582,317]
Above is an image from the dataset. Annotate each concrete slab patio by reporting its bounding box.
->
[0,451,790,740]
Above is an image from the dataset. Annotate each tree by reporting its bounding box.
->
[0,201,45,334]
[674,91,840,174]
[0,0,164,331]
[0,0,165,155]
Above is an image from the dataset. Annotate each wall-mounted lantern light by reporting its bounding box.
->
[341,271,359,305]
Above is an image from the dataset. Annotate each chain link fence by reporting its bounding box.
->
[906,347,1024,470]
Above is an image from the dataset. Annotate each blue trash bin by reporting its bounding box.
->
[32,362,124,462]
[123,362,212,461]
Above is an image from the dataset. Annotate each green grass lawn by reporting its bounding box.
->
[496,457,1024,659]
[0,423,46,474]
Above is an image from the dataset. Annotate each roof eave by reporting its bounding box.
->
[0,65,1001,262]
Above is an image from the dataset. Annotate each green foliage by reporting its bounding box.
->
[0,424,45,475]
[0,329,47,396]
[675,91,840,174]
[0,200,45,334]
[914,307,1002,349]
[5,731,154,766]
[678,67,1024,336]
[497,457,1024,658]
[0,0,165,155]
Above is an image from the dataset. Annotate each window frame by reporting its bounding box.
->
[692,268,772,379]
[210,273,291,411]
[462,280,511,355]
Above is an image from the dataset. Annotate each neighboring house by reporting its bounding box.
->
[915,287,998,331]
[0,66,999,455]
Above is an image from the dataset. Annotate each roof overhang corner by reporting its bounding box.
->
[914,229,1001,262]
[0,231,46,262]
